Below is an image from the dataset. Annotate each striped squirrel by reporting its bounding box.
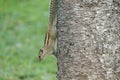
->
[39,0,57,61]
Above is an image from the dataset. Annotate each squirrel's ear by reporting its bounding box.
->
[40,49,43,53]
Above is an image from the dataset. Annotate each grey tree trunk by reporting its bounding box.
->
[56,0,120,80]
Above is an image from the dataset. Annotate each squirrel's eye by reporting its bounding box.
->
[40,49,43,53]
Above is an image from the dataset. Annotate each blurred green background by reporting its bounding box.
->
[0,0,57,80]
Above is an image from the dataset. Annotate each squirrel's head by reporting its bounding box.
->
[39,48,46,61]
[39,47,53,61]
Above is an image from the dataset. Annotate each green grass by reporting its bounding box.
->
[0,0,57,80]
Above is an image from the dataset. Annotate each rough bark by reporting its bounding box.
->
[56,0,120,80]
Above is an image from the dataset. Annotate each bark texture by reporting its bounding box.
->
[56,0,120,80]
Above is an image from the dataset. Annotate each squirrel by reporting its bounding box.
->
[39,0,57,61]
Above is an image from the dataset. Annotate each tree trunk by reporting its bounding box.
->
[56,0,120,80]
